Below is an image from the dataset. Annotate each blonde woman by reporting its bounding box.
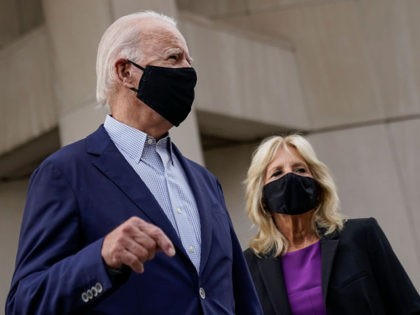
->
[244,134,420,315]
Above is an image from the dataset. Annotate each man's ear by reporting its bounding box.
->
[115,59,138,89]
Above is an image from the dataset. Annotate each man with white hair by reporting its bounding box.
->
[6,11,262,315]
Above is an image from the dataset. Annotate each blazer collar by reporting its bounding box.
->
[258,255,292,315]
[86,126,186,257]
[320,229,340,302]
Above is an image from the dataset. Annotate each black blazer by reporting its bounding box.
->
[245,218,420,315]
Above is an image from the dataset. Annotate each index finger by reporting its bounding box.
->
[132,217,176,257]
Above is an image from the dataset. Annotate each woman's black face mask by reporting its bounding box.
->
[262,172,320,215]
[127,60,197,127]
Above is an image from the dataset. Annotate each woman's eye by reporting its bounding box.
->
[295,167,307,173]
[271,170,282,178]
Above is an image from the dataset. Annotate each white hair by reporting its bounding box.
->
[96,11,177,106]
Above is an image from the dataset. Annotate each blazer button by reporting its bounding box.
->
[95,282,103,293]
[87,289,93,300]
[199,287,206,300]
[81,292,89,303]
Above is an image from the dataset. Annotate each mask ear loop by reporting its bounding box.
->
[127,59,145,71]
[126,59,145,93]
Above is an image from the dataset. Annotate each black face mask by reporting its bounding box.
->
[262,173,320,215]
[128,60,197,127]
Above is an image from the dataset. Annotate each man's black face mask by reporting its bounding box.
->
[127,60,197,127]
[262,172,320,215]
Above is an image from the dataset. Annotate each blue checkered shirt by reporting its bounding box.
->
[104,115,201,270]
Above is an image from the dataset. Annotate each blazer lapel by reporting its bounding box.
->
[86,126,185,254]
[320,230,340,302]
[259,257,292,315]
[172,145,213,275]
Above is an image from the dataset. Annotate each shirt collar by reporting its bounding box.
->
[103,115,174,164]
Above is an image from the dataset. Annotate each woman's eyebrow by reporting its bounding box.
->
[290,161,307,167]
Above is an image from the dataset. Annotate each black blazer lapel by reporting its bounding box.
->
[86,126,186,255]
[259,257,292,315]
[320,231,340,302]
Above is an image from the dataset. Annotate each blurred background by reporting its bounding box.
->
[1,0,420,310]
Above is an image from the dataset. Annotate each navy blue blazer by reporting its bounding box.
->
[6,126,262,315]
[245,218,420,315]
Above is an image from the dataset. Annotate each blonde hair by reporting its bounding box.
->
[245,134,344,257]
[96,11,177,106]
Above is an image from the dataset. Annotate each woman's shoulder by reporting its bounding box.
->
[243,247,274,264]
[243,248,261,271]
[343,217,379,230]
[244,248,259,261]
[339,217,383,240]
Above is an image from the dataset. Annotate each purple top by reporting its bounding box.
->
[281,241,327,315]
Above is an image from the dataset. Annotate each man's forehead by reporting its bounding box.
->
[139,18,182,38]
[142,26,185,45]
[141,27,187,52]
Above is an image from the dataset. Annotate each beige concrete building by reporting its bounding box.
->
[1,0,420,310]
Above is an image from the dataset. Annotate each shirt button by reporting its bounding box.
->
[188,245,195,253]
[147,138,153,145]
[199,287,206,299]
[176,207,182,214]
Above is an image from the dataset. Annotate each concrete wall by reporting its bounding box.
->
[0,26,56,155]
[0,180,26,311]
[0,0,43,48]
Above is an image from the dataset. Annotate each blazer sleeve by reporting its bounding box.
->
[216,182,263,315]
[366,217,420,314]
[6,161,115,315]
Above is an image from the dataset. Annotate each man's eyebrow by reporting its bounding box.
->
[165,47,182,53]
[163,47,194,65]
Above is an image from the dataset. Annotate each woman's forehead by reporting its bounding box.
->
[272,144,304,162]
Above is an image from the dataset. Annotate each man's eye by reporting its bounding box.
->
[168,55,178,60]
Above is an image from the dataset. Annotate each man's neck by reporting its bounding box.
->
[110,100,172,139]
